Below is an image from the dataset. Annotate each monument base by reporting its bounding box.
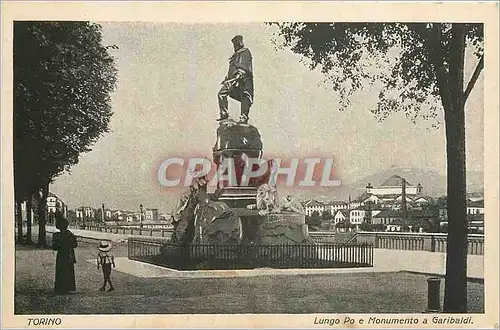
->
[216,186,258,208]
[255,212,312,245]
[228,209,311,245]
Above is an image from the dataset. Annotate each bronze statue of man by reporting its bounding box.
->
[217,35,254,124]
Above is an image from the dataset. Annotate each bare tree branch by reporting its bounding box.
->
[463,55,484,104]
[428,23,453,111]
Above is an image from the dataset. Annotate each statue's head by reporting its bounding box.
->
[231,35,244,51]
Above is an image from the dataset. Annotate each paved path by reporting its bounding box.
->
[87,250,483,280]
[15,243,485,314]
[372,249,484,280]
[49,226,483,280]
[93,257,383,279]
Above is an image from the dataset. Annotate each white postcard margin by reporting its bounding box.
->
[1,1,498,328]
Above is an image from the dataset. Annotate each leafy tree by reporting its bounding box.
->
[270,22,483,312]
[306,211,322,227]
[436,196,448,208]
[14,175,25,242]
[14,22,117,246]
[419,201,440,225]
[363,201,374,223]
[359,222,372,232]
[94,208,103,223]
[66,209,77,226]
[25,197,34,244]
[321,210,333,221]
[335,222,345,229]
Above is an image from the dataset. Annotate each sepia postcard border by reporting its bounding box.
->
[1,1,499,328]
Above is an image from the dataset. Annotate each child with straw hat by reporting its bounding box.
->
[96,241,115,292]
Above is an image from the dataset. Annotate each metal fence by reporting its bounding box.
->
[79,224,174,238]
[354,232,484,255]
[310,231,484,255]
[128,238,373,270]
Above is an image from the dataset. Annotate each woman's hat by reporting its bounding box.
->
[55,217,69,230]
[98,241,112,252]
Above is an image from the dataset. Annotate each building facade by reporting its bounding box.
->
[46,193,68,216]
[333,210,348,224]
[371,210,400,225]
[349,209,366,225]
[366,175,423,196]
[328,201,348,215]
[304,200,326,217]
[76,206,96,222]
[145,208,159,222]
[467,200,484,215]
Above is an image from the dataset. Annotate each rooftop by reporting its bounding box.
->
[380,175,413,187]
[327,201,348,206]
[372,210,401,218]
[304,200,325,207]
[467,213,485,221]
[334,210,349,217]
[468,200,484,208]
[353,192,372,202]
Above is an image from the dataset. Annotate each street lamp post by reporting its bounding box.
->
[140,204,143,229]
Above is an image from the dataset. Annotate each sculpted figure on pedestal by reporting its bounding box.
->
[217,35,254,124]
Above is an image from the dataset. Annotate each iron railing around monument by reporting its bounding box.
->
[128,237,374,270]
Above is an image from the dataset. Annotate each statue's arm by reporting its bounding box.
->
[172,192,190,222]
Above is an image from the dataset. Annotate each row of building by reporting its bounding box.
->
[71,205,175,229]
[302,175,485,233]
[20,192,173,227]
[74,206,177,229]
[303,175,428,216]
[75,206,165,223]
[20,176,484,233]
[438,199,485,233]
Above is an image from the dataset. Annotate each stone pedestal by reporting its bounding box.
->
[213,119,263,157]
[217,187,259,209]
[212,119,270,208]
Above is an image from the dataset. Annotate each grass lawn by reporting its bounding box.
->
[14,241,484,314]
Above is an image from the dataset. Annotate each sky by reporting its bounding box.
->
[50,23,484,214]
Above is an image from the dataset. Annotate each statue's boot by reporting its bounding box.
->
[217,113,229,121]
[239,92,251,124]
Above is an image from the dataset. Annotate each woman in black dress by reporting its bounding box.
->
[52,211,77,294]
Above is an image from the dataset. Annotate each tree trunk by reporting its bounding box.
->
[443,111,467,312]
[443,23,468,313]
[16,201,23,243]
[37,181,49,247]
[26,196,33,244]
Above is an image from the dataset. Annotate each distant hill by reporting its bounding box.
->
[292,167,483,202]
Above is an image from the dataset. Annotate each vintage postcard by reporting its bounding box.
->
[1,1,499,328]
